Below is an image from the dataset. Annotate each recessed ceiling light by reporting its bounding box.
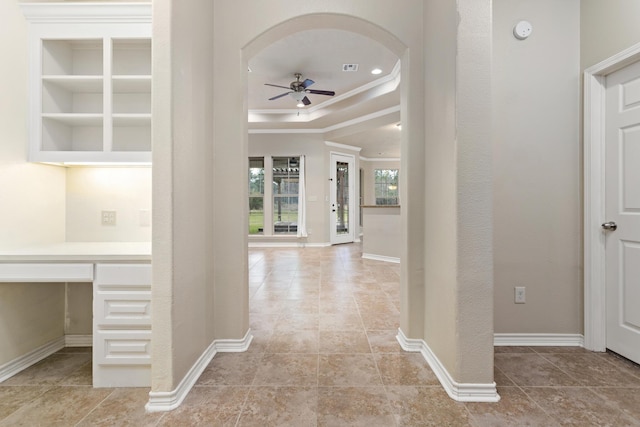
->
[371,68,382,75]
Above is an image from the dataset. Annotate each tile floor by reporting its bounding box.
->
[2,244,640,426]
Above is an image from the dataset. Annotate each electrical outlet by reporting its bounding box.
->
[101,210,117,226]
[514,286,526,304]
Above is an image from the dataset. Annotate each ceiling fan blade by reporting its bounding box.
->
[302,96,311,106]
[306,89,335,96]
[268,92,291,101]
[301,79,315,89]
[264,83,291,90]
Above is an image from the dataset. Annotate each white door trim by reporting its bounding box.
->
[584,41,640,352]
[329,151,356,245]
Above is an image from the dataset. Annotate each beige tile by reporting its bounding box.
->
[494,353,580,387]
[196,352,263,386]
[596,350,640,379]
[375,353,440,386]
[60,360,92,386]
[541,353,640,387]
[0,386,51,421]
[275,313,319,331]
[387,386,473,426]
[249,313,280,331]
[54,346,92,354]
[253,354,318,386]
[282,299,319,314]
[158,386,248,426]
[367,330,403,353]
[265,330,319,353]
[523,386,637,426]
[318,354,381,386]
[531,346,591,354]
[319,313,363,331]
[1,353,91,386]
[319,330,371,353]
[237,386,317,426]
[0,386,111,426]
[360,311,400,330]
[76,388,162,427]
[244,329,273,354]
[493,366,515,387]
[493,346,535,353]
[317,386,395,427]
[465,386,560,427]
[591,387,640,421]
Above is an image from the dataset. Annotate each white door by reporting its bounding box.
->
[605,59,640,364]
[330,153,355,245]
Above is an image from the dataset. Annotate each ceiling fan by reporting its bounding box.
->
[265,73,335,107]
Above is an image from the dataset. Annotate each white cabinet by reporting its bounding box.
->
[93,263,152,387]
[22,4,152,164]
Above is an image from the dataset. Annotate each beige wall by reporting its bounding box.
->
[152,0,221,391]
[0,1,66,250]
[492,0,582,335]
[66,167,152,242]
[362,206,401,259]
[0,1,67,367]
[0,283,65,364]
[420,0,494,383]
[581,0,640,70]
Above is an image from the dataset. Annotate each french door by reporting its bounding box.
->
[330,153,355,245]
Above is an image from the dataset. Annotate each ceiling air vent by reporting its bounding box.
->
[342,64,359,72]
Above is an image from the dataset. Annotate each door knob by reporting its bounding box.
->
[602,221,617,231]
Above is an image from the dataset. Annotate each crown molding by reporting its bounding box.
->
[21,2,152,24]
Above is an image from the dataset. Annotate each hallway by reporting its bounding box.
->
[1,243,640,425]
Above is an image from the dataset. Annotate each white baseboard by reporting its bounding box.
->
[396,328,500,403]
[494,333,584,347]
[248,241,331,248]
[362,253,400,263]
[0,336,65,383]
[65,334,92,347]
[146,329,253,413]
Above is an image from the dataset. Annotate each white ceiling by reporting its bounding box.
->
[247,29,402,159]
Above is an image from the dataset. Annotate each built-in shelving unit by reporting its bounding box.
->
[22,3,152,164]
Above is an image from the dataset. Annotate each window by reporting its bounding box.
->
[374,169,399,205]
[272,157,299,234]
[248,157,264,234]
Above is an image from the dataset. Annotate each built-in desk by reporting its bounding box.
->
[361,205,401,263]
[0,242,151,387]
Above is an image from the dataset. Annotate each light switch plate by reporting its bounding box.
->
[101,210,116,226]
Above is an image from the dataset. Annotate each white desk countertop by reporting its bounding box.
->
[0,242,151,262]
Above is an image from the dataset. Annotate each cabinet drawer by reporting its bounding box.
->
[94,290,151,327]
[95,263,151,288]
[94,330,151,365]
[0,263,93,282]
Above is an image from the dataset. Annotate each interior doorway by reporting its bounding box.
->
[584,42,640,361]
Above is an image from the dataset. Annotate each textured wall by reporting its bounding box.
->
[581,0,640,70]
[492,0,582,335]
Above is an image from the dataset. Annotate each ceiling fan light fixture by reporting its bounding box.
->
[290,91,305,102]
[296,101,305,108]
